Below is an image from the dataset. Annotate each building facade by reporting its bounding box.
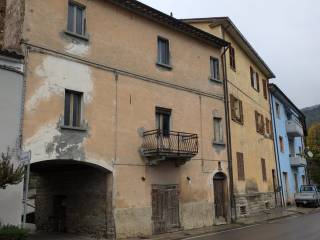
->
[0,50,24,225]
[269,84,307,206]
[183,17,279,218]
[1,0,231,238]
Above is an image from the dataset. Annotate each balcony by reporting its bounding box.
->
[286,120,304,137]
[290,154,307,167]
[141,129,198,166]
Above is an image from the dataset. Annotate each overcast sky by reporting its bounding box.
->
[140,0,320,109]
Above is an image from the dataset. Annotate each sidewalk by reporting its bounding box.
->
[125,207,318,240]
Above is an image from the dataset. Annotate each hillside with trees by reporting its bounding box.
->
[302,104,320,129]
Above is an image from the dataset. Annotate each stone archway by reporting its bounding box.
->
[30,160,113,237]
[213,172,227,222]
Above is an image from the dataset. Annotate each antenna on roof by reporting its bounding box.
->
[170,12,173,17]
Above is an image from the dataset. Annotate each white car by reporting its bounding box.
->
[295,185,320,207]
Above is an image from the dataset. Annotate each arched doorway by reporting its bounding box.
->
[213,172,227,221]
[29,160,113,236]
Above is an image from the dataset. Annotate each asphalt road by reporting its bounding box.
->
[185,212,320,240]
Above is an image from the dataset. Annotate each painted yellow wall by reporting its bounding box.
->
[189,22,276,195]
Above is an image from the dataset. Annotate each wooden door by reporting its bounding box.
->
[213,172,226,220]
[152,185,180,234]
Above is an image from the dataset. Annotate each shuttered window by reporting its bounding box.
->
[279,136,284,152]
[261,158,267,182]
[255,111,265,135]
[213,117,224,143]
[237,152,245,181]
[157,37,170,65]
[67,2,86,36]
[210,57,220,80]
[64,90,83,127]
[266,118,270,135]
[229,46,236,70]
[230,95,244,125]
[262,79,268,99]
[250,67,260,92]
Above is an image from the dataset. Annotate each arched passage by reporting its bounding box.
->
[29,160,113,237]
[213,172,227,222]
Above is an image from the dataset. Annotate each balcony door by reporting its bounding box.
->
[156,107,172,150]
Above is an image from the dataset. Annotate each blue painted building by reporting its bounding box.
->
[269,84,307,206]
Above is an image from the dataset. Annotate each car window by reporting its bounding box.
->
[301,186,315,192]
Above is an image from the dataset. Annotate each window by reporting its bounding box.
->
[67,1,86,36]
[261,158,267,182]
[213,117,223,144]
[237,152,245,181]
[279,136,284,152]
[156,107,171,136]
[276,102,281,118]
[230,95,244,124]
[64,90,83,127]
[255,111,265,135]
[262,79,268,99]
[250,67,260,92]
[229,46,236,70]
[266,118,270,135]
[210,57,220,80]
[157,37,170,66]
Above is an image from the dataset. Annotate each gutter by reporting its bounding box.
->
[220,27,236,222]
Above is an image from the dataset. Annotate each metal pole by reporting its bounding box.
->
[22,158,30,228]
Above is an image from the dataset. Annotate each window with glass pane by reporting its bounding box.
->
[68,2,86,36]
[210,57,220,80]
[157,37,170,65]
[156,107,171,136]
[214,117,223,143]
[64,90,83,127]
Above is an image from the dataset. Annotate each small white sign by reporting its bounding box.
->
[19,151,31,165]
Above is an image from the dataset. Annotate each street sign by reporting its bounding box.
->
[19,150,31,165]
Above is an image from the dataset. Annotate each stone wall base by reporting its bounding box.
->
[234,192,276,218]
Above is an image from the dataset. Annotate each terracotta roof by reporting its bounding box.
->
[181,17,275,79]
[107,0,229,48]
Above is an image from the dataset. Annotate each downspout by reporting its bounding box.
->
[269,92,285,207]
[221,42,236,222]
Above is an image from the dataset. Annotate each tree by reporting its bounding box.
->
[0,148,24,189]
[306,123,320,184]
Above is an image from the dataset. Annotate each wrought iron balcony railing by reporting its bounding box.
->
[141,129,198,165]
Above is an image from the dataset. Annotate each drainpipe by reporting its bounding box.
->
[269,93,285,207]
[221,43,236,222]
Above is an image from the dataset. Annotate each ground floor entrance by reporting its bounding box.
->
[213,172,227,222]
[151,184,180,234]
[30,160,112,238]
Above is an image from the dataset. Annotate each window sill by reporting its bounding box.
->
[213,141,226,147]
[209,77,223,84]
[232,118,244,126]
[156,62,173,70]
[60,125,88,132]
[65,30,89,42]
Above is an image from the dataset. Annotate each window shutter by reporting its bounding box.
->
[250,67,254,87]
[237,152,245,181]
[239,100,244,124]
[261,114,265,134]
[230,95,236,121]
[261,158,267,181]
[255,111,259,132]
[263,79,268,99]
[256,72,260,92]
[266,118,270,134]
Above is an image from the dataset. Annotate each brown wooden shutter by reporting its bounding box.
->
[230,95,236,121]
[239,100,244,124]
[266,118,270,134]
[256,72,260,92]
[250,67,254,87]
[237,152,245,181]
[261,158,267,181]
[270,119,274,139]
[263,79,268,99]
[261,114,265,134]
[255,111,259,132]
